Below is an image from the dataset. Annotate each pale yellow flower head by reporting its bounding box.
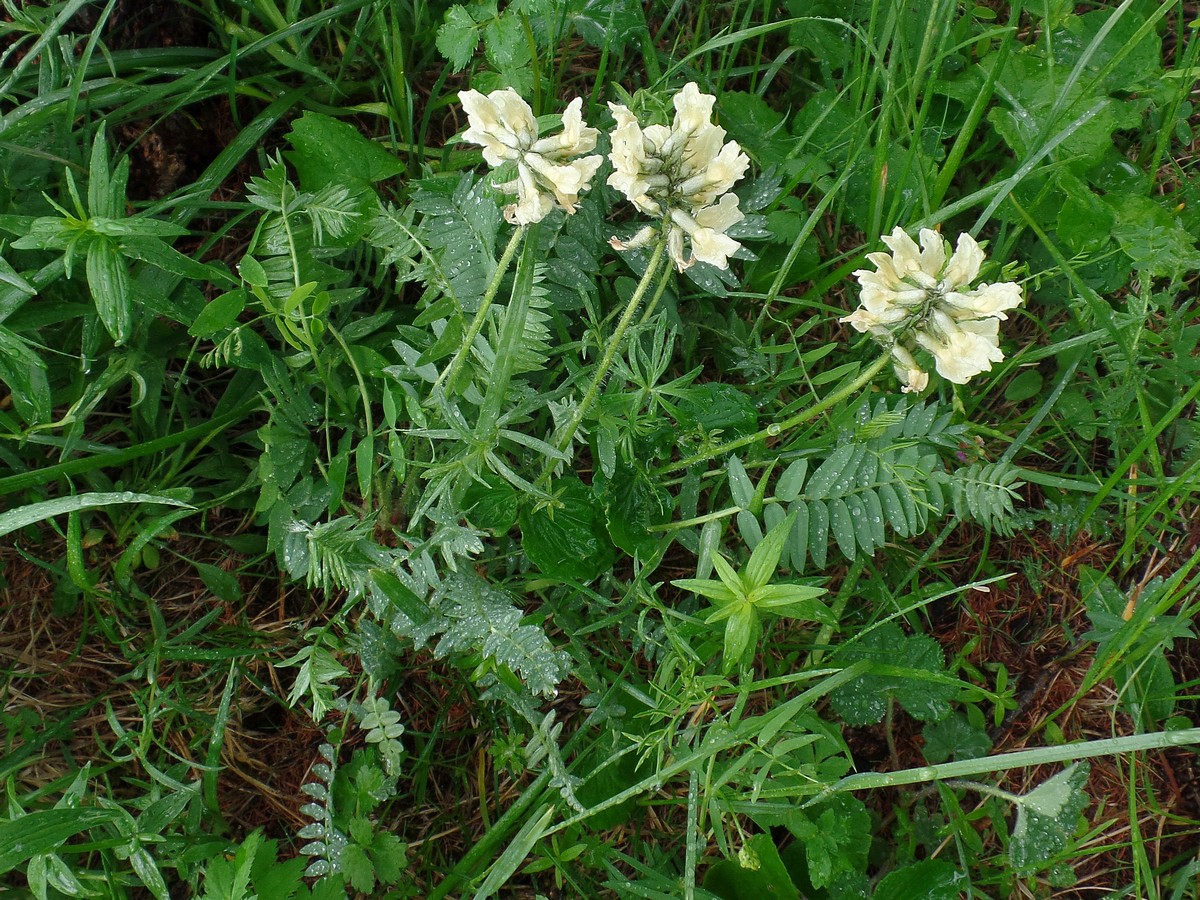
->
[606,82,750,271]
[841,227,1023,389]
[459,89,603,225]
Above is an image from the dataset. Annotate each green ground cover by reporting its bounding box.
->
[1,0,1199,896]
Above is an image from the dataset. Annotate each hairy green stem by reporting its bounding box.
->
[538,234,669,486]
[433,223,528,396]
[654,351,893,476]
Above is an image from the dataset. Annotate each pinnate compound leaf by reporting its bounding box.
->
[433,572,570,696]
[1010,763,1091,872]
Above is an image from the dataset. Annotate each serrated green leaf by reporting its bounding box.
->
[437,5,479,71]
[829,622,957,726]
[370,832,407,883]
[483,11,530,71]
[1010,763,1091,871]
[286,112,404,191]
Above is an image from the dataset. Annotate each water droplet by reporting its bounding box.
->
[766,423,781,436]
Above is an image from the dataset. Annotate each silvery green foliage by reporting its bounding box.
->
[356,695,406,778]
[947,461,1024,537]
[298,741,347,879]
[431,573,570,698]
[409,174,500,311]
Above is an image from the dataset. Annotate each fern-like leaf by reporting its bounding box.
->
[432,572,570,697]
[472,264,553,379]
[947,461,1024,535]
[410,174,500,313]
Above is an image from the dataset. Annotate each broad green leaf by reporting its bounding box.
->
[286,111,405,191]
[1010,763,1091,871]
[463,476,519,533]
[703,833,800,899]
[873,859,961,899]
[519,477,615,582]
[598,463,670,559]
[570,0,647,48]
[189,289,246,338]
[830,622,958,726]
[483,10,530,71]
[922,711,993,764]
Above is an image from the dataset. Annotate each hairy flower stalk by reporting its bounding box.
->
[437,91,603,396]
[842,227,1023,390]
[537,230,671,487]
[607,82,750,272]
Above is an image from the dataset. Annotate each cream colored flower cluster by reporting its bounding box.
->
[607,82,750,271]
[842,227,1023,390]
[458,83,750,272]
[459,89,603,226]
